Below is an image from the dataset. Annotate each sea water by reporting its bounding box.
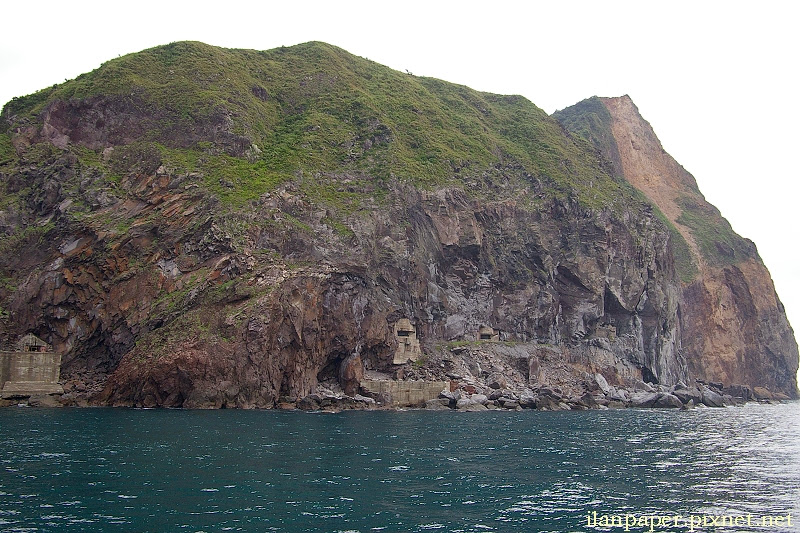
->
[0,403,798,532]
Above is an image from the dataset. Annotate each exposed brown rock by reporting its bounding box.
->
[339,353,364,396]
[597,96,798,398]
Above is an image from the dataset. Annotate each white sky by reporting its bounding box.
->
[2,0,799,369]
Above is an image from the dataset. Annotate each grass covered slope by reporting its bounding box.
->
[3,41,650,212]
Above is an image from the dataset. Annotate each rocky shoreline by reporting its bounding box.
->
[424,379,792,412]
[5,377,791,411]
[285,374,792,413]
[4,339,794,410]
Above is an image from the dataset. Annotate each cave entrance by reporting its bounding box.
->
[642,366,659,385]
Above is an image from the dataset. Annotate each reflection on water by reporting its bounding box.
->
[1,403,798,532]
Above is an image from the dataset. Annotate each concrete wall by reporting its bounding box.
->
[0,351,63,396]
[0,354,9,389]
[361,379,448,407]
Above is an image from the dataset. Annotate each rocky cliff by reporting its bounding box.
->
[0,42,795,408]
[554,95,798,398]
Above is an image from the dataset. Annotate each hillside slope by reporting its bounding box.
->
[1,42,795,406]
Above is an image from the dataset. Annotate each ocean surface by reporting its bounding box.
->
[0,403,798,533]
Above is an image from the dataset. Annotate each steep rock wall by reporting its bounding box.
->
[556,95,798,397]
[1,149,687,406]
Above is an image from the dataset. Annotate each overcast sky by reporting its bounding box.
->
[2,1,799,361]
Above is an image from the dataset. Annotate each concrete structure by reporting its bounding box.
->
[0,334,63,397]
[478,326,499,341]
[393,318,422,364]
[361,379,448,407]
[594,324,617,340]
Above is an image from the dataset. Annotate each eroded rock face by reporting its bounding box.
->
[17,96,253,157]
[0,147,687,407]
[556,95,798,398]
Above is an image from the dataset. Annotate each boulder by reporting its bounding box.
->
[470,394,488,405]
[338,353,364,396]
[456,398,472,410]
[594,373,611,394]
[518,391,537,409]
[28,394,62,408]
[722,394,742,406]
[630,391,658,408]
[439,390,460,407]
[486,374,509,390]
[425,399,450,410]
[503,389,520,400]
[723,384,752,400]
[653,393,683,409]
[701,389,725,407]
[353,394,376,406]
[487,389,504,401]
[606,387,629,402]
[535,395,560,410]
[297,395,319,411]
[538,386,563,400]
[752,387,774,400]
[579,392,599,408]
[673,387,702,405]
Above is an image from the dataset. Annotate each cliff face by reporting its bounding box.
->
[555,95,798,397]
[0,42,795,407]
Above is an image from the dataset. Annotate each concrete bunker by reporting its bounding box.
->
[18,333,51,352]
[593,323,617,340]
[393,318,421,364]
[477,326,499,342]
[1,333,63,397]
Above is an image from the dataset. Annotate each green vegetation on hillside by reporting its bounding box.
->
[0,133,16,166]
[676,195,756,266]
[1,41,655,217]
[552,96,622,176]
